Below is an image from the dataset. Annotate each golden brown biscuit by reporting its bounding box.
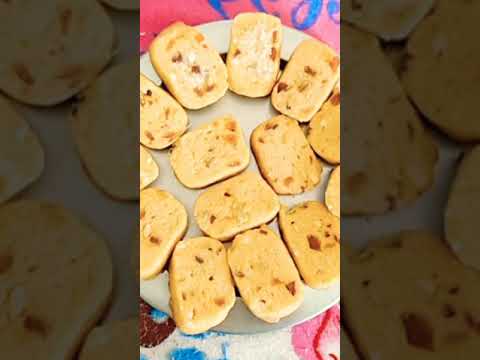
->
[140,188,188,280]
[0,0,114,106]
[0,200,113,360]
[325,166,340,217]
[228,225,304,323]
[140,73,188,150]
[226,12,282,97]
[170,116,249,189]
[271,39,339,122]
[149,22,228,110]
[194,171,280,241]
[169,237,235,334]
[251,115,322,195]
[279,201,339,288]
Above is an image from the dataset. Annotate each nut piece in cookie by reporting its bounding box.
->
[279,201,339,288]
[228,225,304,323]
[169,237,235,334]
[251,115,322,195]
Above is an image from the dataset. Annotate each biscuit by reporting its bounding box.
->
[251,115,322,195]
[0,200,112,359]
[149,22,228,110]
[140,188,188,280]
[403,0,480,141]
[79,318,138,360]
[170,115,250,189]
[226,13,282,97]
[99,0,139,10]
[72,61,138,200]
[343,231,480,359]
[325,167,340,217]
[343,0,434,40]
[194,171,280,241]
[271,39,339,122]
[342,25,437,215]
[0,0,114,106]
[228,225,304,323]
[278,201,340,289]
[0,96,44,205]
[445,146,480,271]
[140,145,159,190]
[342,328,360,360]
[169,237,235,334]
[307,85,340,164]
[140,73,188,150]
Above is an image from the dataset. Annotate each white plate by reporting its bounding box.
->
[140,20,340,334]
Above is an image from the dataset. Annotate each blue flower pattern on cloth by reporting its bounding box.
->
[169,343,229,360]
[150,308,169,323]
[208,0,339,29]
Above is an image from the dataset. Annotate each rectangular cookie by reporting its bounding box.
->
[169,237,236,334]
[227,225,304,323]
[251,115,322,195]
[194,171,280,241]
[226,12,282,97]
[278,201,340,288]
[140,188,188,280]
[170,115,249,189]
[271,39,339,122]
[140,73,188,150]
[149,22,228,110]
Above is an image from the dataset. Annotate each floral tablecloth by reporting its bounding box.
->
[140,1,339,359]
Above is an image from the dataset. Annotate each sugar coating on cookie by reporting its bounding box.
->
[140,188,188,280]
[308,85,340,164]
[170,115,250,189]
[343,0,434,40]
[279,201,339,289]
[325,167,340,217]
[149,22,228,110]
[343,231,480,359]
[228,225,304,323]
[169,237,236,334]
[402,0,480,141]
[79,318,138,360]
[0,0,114,106]
[194,171,280,241]
[342,25,437,215]
[271,39,339,122]
[140,145,159,190]
[0,200,112,359]
[0,96,44,205]
[445,146,480,271]
[251,115,322,195]
[140,73,188,149]
[72,61,138,200]
[227,12,282,97]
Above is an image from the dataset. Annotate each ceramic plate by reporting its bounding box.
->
[140,20,340,334]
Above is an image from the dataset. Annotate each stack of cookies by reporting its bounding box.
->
[140,13,341,334]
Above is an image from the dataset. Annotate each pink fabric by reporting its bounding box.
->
[292,304,340,360]
[140,0,339,53]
